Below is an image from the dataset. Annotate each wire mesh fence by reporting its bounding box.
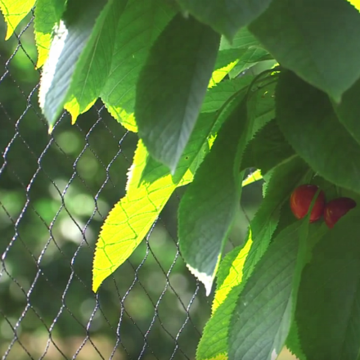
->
[0,12,260,360]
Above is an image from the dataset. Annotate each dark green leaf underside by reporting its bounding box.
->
[276,71,360,195]
[250,0,360,101]
[135,14,220,172]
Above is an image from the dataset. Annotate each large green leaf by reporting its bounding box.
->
[176,0,273,41]
[285,219,327,360]
[135,14,220,172]
[100,0,175,132]
[64,0,129,122]
[196,189,298,360]
[178,98,252,296]
[333,78,360,146]
[34,0,66,69]
[39,0,108,126]
[229,221,302,360]
[241,119,296,174]
[0,0,35,40]
[276,71,360,195]
[249,0,360,101]
[296,206,360,360]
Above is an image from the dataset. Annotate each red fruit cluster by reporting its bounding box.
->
[290,184,357,228]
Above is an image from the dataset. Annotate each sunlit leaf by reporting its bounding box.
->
[242,170,262,187]
[212,238,252,313]
[92,141,178,292]
[93,110,231,292]
[34,0,66,69]
[0,0,35,40]
[100,0,175,132]
[196,239,252,360]
[347,0,360,11]
[64,0,129,123]
[39,0,108,126]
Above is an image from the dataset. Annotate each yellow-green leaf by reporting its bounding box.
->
[212,237,252,314]
[92,141,180,292]
[347,0,360,11]
[241,169,262,187]
[208,60,238,88]
[0,0,35,40]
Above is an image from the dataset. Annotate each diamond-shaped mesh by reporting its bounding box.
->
[0,13,261,360]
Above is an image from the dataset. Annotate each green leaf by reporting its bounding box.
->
[135,14,220,173]
[229,221,302,360]
[39,0,108,126]
[197,238,253,360]
[140,112,216,188]
[64,0,129,123]
[216,27,269,78]
[178,98,252,295]
[140,74,255,185]
[219,26,260,51]
[201,76,253,114]
[241,119,296,174]
[333,78,360,146]
[249,0,360,101]
[243,156,309,280]
[176,0,273,41]
[276,71,360,195]
[286,213,328,360]
[100,0,175,132]
[34,0,66,69]
[229,47,270,79]
[0,0,35,40]
[251,80,276,133]
[286,323,307,360]
[197,283,244,360]
[296,206,360,360]
[213,48,247,74]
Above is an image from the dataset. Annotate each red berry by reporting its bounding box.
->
[290,184,325,222]
[324,197,356,228]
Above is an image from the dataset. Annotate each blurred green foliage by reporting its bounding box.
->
[0,14,263,360]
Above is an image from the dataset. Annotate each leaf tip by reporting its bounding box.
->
[186,263,214,296]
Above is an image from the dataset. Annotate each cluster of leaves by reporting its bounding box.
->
[3,0,360,359]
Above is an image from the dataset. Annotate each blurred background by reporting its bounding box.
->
[0,10,295,360]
